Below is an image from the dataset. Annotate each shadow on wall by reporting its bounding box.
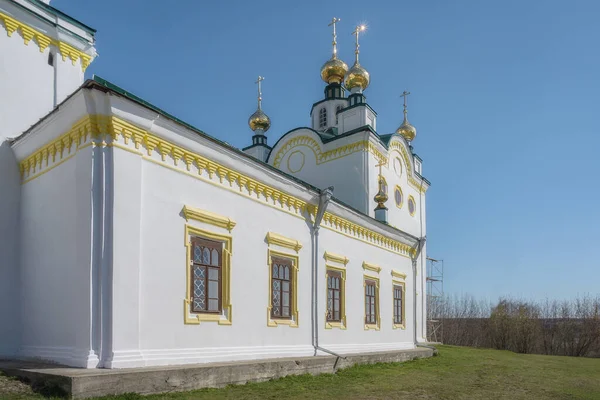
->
[0,140,21,357]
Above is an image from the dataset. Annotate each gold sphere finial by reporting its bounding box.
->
[321,18,348,84]
[395,91,417,142]
[248,76,271,133]
[344,25,370,91]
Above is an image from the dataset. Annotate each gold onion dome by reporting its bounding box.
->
[248,109,271,133]
[396,115,416,142]
[344,63,370,91]
[321,57,348,84]
[374,189,388,205]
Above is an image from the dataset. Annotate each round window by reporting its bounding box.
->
[393,157,402,177]
[408,196,416,216]
[394,186,403,208]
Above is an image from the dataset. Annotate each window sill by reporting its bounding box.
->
[393,322,406,330]
[325,316,347,330]
[184,299,232,325]
[267,307,299,327]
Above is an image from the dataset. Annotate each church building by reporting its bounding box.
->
[0,1,431,368]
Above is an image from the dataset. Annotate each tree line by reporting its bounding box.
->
[428,294,600,357]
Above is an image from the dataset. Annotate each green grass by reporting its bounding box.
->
[3,345,600,400]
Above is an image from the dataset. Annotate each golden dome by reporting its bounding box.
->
[248,109,271,133]
[396,114,417,142]
[344,62,370,91]
[321,57,348,84]
[374,190,388,204]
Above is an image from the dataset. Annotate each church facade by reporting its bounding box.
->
[0,1,430,369]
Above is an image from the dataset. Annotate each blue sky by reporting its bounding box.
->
[54,0,600,301]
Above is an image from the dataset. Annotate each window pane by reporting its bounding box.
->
[284,266,290,280]
[208,299,219,311]
[273,264,279,278]
[282,292,289,306]
[208,268,219,280]
[282,306,290,317]
[194,245,202,262]
[208,280,218,298]
[211,249,219,266]
[334,310,339,320]
[335,278,339,290]
[328,276,332,288]
[202,248,210,264]
[282,281,289,292]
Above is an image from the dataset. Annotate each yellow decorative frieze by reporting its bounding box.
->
[0,11,93,71]
[266,232,303,253]
[324,251,349,266]
[182,205,236,232]
[19,113,417,257]
[362,261,382,274]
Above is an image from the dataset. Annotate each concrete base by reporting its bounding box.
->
[0,348,434,399]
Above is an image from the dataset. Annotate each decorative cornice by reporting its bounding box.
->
[182,205,236,232]
[19,114,415,258]
[0,11,92,71]
[324,251,349,266]
[362,261,382,274]
[391,269,407,280]
[265,232,303,253]
[388,140,428,194]
[271,133,426,194]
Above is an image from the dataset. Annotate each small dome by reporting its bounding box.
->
[396,117,417,142]
[374,190,388,205]
[321,57,348,84]
[344,62,370,91]
[248,109,271,133]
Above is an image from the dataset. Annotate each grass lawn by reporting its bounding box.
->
[2,345,600,400]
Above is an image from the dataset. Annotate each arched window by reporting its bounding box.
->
[335,105,343,124]
[319,107,327,128]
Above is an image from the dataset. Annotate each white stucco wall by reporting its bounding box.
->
[0,140,21,357]
[0,0,94,139]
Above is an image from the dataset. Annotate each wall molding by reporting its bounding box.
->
[18,114,417,258]
[324,251,349,266]
[265,232,303,253]
[391,269,407,280]
[183,205,236,232]
[0,11,92,71]
[362,261,382,274]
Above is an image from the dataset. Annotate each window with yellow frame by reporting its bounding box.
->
[325,265,346,329]
[392,281,406,329]
[363,275,381,330]
[183,224,233,325]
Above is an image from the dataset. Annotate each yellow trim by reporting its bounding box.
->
[183,224,233,325]
[0,11,92,71]
[271,134,427,194]
[408,195,416,217]
[394,185,403,209]
[266,249,299,327]
[363,275,381,330]
[388,142,428,194]
[391,269,407,280]
[362,261,382,274]
[286,150,305,173]
[265,232,303,253]
[182,205,236,232]
[392,280,406,330]
[325,265,346,330]
[324,251,349,266]
[19,114,417,259]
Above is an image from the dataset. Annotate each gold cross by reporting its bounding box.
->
[255,76,264,109]
[400,90,411,110]
[328,18,341,58]
[351,25,366,63]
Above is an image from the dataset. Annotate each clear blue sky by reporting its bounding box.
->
[54,0,600,301]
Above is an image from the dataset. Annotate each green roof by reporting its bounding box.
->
[26,0,96,34]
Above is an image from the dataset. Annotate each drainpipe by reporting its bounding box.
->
[311,187,346,361]
[414,179,436,352]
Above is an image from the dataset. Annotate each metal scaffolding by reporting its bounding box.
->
[426,257,444,343]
